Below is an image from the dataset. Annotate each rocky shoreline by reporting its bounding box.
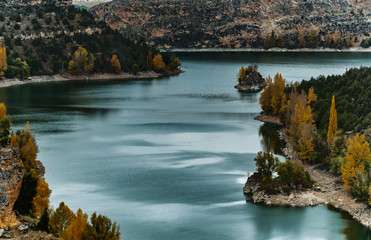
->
[0,69,184,89]
[245,114,371,228]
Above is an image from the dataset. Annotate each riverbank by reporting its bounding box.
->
[0,69,184,89]
[245,114,371,228]
[162,47,371,53]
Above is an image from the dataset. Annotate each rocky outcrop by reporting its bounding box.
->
[0,146,24,228]
[235,71,264,92]
[91,0,371,49]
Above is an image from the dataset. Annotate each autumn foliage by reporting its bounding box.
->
[259,73,286,114]
[152,54,165,72]
[32,178,51,217]
[68,47,95,75]
[0,44,7,79]
[110,55,121,73]
[341,134,371,191]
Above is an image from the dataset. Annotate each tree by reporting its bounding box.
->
[277,34,285,48]
[81,213,120,240]
[50,202,75,237]
[0,103,6,119]
[254,151,279,177]
[327,95,337,146]
[36,208,51,232]
[270,73,286,114]
[237,66,246,83]
[6,58,30,79]
[20,136,37,172]
[146,50,153,70]
[62,209,88,240]
[0,115,11,146]
[276,159,312,190]
[32,178,51,217]
[298,29,306,48]
[0,44,7,79]
[110,55,121,73]
[152,54,165,72]
[341,134,371,191]
[68,47,95,75]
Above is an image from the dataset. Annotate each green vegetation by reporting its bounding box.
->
[257,66,371,203]
[263,30,355,50]
[254,151,312,194]
[0,3,180,78]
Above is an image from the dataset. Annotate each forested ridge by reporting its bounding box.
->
[0,2,180,79]
[295,67,371,134]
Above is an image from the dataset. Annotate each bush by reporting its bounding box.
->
[276,160,313,191]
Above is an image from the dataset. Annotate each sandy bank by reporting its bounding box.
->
[245,114,371,228]
[0,70,183,89]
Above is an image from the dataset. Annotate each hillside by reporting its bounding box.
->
[91,0,371,49]
[0,3,180,78]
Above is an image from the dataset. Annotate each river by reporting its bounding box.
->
[1,52,371,239]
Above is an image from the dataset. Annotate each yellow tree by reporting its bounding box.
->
[153,54,165,72]
[110,55,121,73]
[341,134,371,191]
[0,44,7,79]
[259,76,273,112]
[62,209,88,240]
[20,136,37,172]
[10,133,18,148]
[68,47,94,75]
[298,29,306,48]
[270,73,285,114]
[307,87,317,104]
[32,178,51,217]
[237,66,246,82]
[297,124,314,160]
[327,95,337,146]
[0,103,6,119]
[50,202,76,237]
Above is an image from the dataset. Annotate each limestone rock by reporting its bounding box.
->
[0,146,24,228]
[91,0,371,48]
[234,71,264,92]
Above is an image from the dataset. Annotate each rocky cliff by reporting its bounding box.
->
[0,146,24,228]
[91,0,371,49]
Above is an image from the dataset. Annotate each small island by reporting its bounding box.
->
[234,64,264,92]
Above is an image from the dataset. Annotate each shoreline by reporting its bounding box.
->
[0,70,184,89]
[162,47,371,53]
[245,114,371,228]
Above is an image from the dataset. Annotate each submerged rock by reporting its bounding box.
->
[234,71,264,92]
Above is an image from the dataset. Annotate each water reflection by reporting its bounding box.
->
[259,123,284,155]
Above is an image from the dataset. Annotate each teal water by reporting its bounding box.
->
[1,52,371,239]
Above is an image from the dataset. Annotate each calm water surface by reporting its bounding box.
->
[1,52,371,239]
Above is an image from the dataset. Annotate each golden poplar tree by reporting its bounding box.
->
[0,44,7,79]
[307,87,317,104]
[62,209,88,240]
[152,54,165,72]
[20,136,37,172]
[238,66,246,82]
[0,103,6,119]
[68,47,94,74]
[32,178,51,217]
[327,95,337,146]
[259,76,273,112]
[50,202,76,237]
[10,133,18,148]
[270,73,285,114]
[110,55,121,73]
[341,134,371,191]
